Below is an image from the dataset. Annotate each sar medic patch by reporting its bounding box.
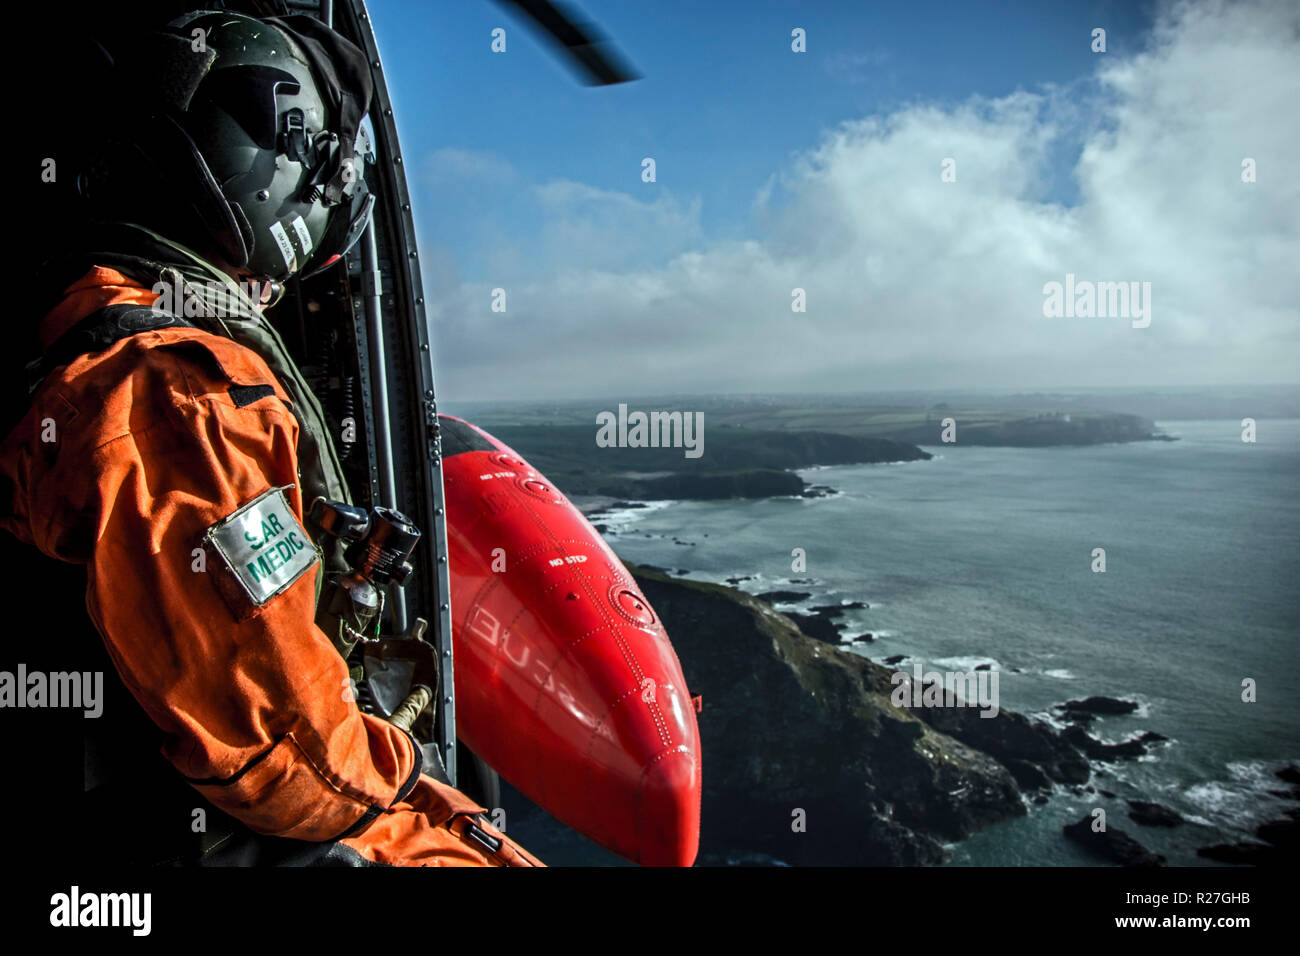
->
[204,486,319,607]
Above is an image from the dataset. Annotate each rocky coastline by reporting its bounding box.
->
[621,564,1299,866]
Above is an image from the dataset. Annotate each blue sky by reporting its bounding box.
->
[371,0,1154,275]
[363,1,1297,401]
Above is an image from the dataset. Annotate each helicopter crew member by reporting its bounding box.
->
[1,9,539,867]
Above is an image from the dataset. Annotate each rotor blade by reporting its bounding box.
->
[493,0,641,85]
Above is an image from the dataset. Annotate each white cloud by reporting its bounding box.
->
[531,180,704,274]
[426,0,1300,400]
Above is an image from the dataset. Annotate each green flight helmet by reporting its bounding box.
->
[132,11,376,284]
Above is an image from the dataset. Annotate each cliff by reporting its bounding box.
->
[627,564,1087,864]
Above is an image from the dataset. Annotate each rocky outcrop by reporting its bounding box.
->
[1059,696,1141,716]
[754,590,812,603]
[783,611,845,645]
[1063,815,1166,867]
[768,601,873,647]
[1127,800,1184,827]
[1061,726,1168,761]
[899,680,1092,786]
[1055,696,1140,724]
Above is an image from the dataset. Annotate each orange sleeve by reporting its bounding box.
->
[22,329,421,842]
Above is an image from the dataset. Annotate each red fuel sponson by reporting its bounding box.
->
[440,415,702,867]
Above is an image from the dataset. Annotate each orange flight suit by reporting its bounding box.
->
[1,265,540,867]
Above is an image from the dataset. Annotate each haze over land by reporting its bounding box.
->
[446,384,1300,432]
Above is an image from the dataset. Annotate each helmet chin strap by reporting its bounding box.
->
[200,252,283,312]
[254,279,287,309]
[225,273,286,310]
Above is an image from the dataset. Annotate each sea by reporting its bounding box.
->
[589,419,1300,865]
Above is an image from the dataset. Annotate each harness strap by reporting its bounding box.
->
[26,303,194,395]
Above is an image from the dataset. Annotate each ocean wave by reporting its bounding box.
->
[798,489,846,501]
[875,654,914,667]
[1181,760,1298,833]
[927,655,1002,673]
[1098,763,1133,786]
[593,498,680,529]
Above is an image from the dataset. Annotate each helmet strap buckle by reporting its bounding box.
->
[303,133,342,205]
[279,108,310,166]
